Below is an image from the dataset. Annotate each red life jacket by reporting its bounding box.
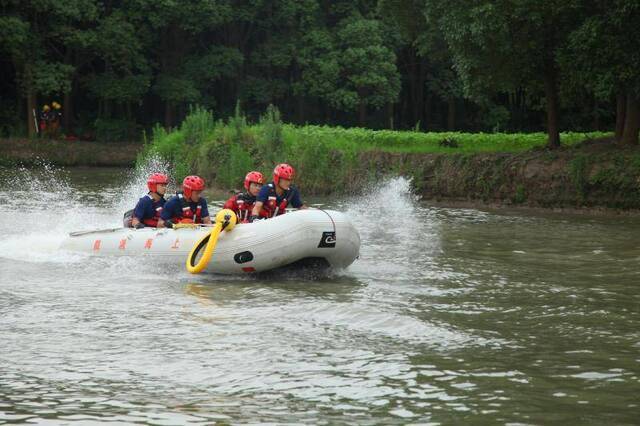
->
[261,184,296,218]
[224,193,268,222]
[173,192,204,224]
[141,194,164,227]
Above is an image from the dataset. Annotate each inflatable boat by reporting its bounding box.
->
[60,209,360,274]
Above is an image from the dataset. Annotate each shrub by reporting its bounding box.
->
[181,106,215,146]
[227,101,249,147]
[257,104,284,164]
[216,143,255,189]
[137,123,191,180]
[569,155,589,201]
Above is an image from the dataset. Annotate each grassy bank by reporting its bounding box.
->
[138,107,614,197]
[360,142,640,210]
[0,138,140,167]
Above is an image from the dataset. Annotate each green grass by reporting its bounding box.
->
[285,125,611,154]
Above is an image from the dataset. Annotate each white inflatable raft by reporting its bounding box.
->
[60,209,360,274]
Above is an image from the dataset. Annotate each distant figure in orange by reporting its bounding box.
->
[39,105,50,136]
[48,101,62,138]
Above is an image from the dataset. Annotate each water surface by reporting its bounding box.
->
[1,166,639,424]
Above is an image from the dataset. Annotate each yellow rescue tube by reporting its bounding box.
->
[186,209,237,274]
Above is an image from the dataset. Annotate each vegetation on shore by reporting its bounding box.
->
[367,146,640,210]
[3,105,638,210]
[138,107,639,210]
[289,126,610,154]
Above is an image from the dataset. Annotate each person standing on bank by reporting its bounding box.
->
[39,105,50,136]
[49,101,62,138]
[249,163,306,222]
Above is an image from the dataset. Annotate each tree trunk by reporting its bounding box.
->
[387,102,394,129]
[400,90,409,129]
[358,100,366,127]
[447,97,456,131]
[415,55,425,127]
[515,89,523,130]
[543,68,561,148]
[63,90,73,134]
[615,93,626,140]
[424,92,433,131]
[24,63,37,138]
[63,50,74,134]
[27,91,37,138]
[165,101,173,130]
[296,95,305,124]
[520,89,527,131]
[407,49,418,126]
[104,99,112,119]
[621,95,639,146]
[16,93,23,134]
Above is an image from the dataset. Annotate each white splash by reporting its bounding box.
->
[0,157,172,263]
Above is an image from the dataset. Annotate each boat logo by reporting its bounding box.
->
[318,231,336,248]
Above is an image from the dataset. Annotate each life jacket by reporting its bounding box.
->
[261,184,297,218]
[123,194,164,228]
[173,192,204,224]
[224,192,267,222]
[141,194,164,227]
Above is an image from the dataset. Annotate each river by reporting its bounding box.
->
[1,165,639,424]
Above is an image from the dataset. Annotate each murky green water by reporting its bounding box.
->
[1,166,639,424]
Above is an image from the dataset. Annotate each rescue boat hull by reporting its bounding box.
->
[60,209,360,274]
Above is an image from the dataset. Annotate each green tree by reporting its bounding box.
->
[0,0,97,136]
[382,0,470,130]
[87,9,150,130]
[562,0,640,144]
[239,0,321,120]
[295,28,341,122]
[334,14,401,125]
[431,0,585,147]
[130,0,235,128]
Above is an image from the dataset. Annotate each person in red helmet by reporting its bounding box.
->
[158,175,212,228]
[249,163,306,222]
[124,173,169,228]
[223,171,266,223]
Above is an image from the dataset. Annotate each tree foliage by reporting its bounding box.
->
[0,0,638,144]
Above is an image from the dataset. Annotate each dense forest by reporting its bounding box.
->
[1,0,639,146]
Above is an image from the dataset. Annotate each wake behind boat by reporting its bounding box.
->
[60,209,360,274]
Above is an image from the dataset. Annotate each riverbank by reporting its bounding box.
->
[0,138,139,167]
[3,128,639,211]
[361,138,640,210]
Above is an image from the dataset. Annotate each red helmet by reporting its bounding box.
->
[273,163,295,185]
[244,171,264,190]
[182,175,205,198]
[147,173,169,193]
